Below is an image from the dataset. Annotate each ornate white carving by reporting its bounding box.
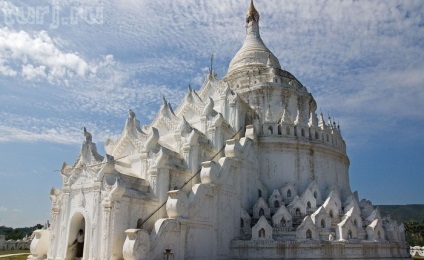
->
[166,190,188,218]
[28,230,49,259]
[141,127,159,152]
[102,177,125,207]
[123,229,150,260]
[410,246,424,257]
[178,116,192,136]
[50,187,62,213]
[224,139,243,158]
[200,161,219,184]
[76,189,85,208]
[203,97,215,116]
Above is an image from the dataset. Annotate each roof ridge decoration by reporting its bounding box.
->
[178,116,193,136]
[126,109,145,138]
[61,128,104,175]
[148,96,181,133]
[177,87,205,116]
[83,127,92,142]
[105,110,160,157]
[182,86,205,106]
[203,97,216,117]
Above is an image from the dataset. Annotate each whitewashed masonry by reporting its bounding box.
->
[31,1,409,259]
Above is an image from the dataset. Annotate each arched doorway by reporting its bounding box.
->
[295,208,301,216]
[66,212,86,260]
[137,218,144,229]
[259,208,264,217]
[268,126,273,135]
[280,217,286,227]
[259,228,265,238]
[306,229,312,239]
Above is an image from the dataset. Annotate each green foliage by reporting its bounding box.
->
[405,220,424,246]
[0,225,43,240]
[375,205,424,246]
[377,204,424,223]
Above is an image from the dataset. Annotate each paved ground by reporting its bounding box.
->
[0,253,30,258]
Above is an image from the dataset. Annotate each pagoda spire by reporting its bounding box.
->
[226,0,281,75]
[246,0,259,23]
[245,0,260,38]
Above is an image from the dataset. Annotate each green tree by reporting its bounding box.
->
[405,220,424,246]
[0,224,44,240]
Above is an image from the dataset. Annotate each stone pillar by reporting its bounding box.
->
[208,127,216,148]
[190,145,200,184]
[47,209,60,259]
[109,203,121,259]
[220,95,227,119]
[215,127,223,155]
[234,103,240,132]
[182,145,190,169]
[48,188,61,259]
[157,168,170,218]
[140,153,148,179]
[89,189,101,258]
[101,206,112,260]
[57,192,69,259]
[200,116,207,134]
[100,178,125,260]
[229,101,236,129]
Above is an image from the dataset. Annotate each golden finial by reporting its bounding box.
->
[246,0,260,23]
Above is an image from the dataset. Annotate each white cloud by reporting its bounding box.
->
[0,81,183,144]
[0,27,115,83]
[0,58,17,76]
[0,112,121,145]
[0,1,21,18]
[0,0,423,147]
[0,0,423,228]
[0,124,81,144]
[22,64,47,80]
[0,206,8,212]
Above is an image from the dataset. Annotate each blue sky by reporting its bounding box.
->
[0,0,423,227]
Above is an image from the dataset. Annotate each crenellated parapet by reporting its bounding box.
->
[261,112,347,156]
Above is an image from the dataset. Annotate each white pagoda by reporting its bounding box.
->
[30,1,409,259]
